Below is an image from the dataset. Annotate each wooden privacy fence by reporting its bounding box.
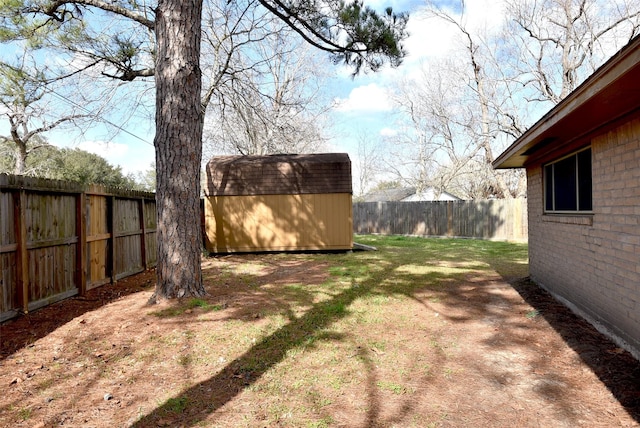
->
[353,199,528,242]
[0,174,157,322]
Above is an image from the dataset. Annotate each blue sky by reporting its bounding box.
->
[1,0,507,180]
[326,0,508,185]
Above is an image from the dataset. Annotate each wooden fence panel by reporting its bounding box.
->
[86,194,111,290]
[143,199,157,267]
[24,192,79,311]
[420,202,448,236]
[114,198,144,279]
[0,174,156,321]
[353,199,528,242]
[0,190,17,321]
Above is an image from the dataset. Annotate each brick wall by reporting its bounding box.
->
[527,116,640,359]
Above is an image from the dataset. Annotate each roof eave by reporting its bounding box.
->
[493,36,640,169]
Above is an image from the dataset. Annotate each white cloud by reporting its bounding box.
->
[401,0,507,64]
[403,10,459,61]
[76,140,129,159]
[464,0,507,31]
[379,127,398,137]
[334,83,392,113]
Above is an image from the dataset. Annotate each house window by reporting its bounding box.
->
[544,147,592,212]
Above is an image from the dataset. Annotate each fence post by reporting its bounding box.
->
[109,196,116,284]
[139,197,147,270]
[14,190,30,313]
[446,201,453,237]
[76,192,87,295]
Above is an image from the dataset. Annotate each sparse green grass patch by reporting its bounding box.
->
[526,309,540,319]
[148,297,225,318]
[17,407,32,421]
[377,380,409,394]
[162,396,189,414]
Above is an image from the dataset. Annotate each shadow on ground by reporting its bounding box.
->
[0,270,156,360]
[512,277,640,421]
[130,256,421,427]
[129,249,640,427]
[2,240,639,427]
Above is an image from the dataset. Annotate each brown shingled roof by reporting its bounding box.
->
[204,153,352,196]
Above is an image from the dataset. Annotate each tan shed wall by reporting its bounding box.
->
[204,193,353,252]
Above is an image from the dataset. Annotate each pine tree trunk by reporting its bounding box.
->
[14,141,27,175]
[152,0,205,301]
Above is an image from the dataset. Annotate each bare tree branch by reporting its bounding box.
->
[32,0,155,30]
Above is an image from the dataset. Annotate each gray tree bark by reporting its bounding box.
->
[152,0,206,300]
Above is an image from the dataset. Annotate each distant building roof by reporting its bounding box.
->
[362,187,416,202]
[361,187,460,202]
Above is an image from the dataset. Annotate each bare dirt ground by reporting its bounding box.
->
[1,251,639,428]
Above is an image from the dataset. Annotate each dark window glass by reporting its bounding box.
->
[553,155,577,211]
[578,149,592,211]
[544,164,553,211]
[544,147,591,213]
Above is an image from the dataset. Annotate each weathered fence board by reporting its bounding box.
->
[353,199,528,242]
[87,194,110,290]
[0,190,17,317]
[114,198,143,279]
[143,199,157,267]
[0,174,157,322]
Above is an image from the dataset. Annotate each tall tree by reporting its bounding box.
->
[385,0,640,199]
[152,0,206,299]
[0,53,93,174]
[388,41,519,198]
[202,19,332,157]
[354,129,382,198]
[2,0,409,301]
[428,7,514,198]
[506,0,640,104]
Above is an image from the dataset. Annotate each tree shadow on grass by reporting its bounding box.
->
[511,277,640,423]
[131,261,441,427]
[130,241,639,427]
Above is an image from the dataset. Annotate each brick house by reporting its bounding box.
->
[493,36,640,359]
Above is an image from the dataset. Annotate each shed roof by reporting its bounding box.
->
[204,153,352,196]
[493,35,640,169]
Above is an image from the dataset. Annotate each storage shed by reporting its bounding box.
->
[203,153,353,253]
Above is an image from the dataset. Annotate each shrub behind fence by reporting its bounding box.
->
[353,199,528,242]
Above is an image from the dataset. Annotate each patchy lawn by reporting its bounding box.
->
[1,235,639,427]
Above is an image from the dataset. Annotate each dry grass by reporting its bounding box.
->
[1,235,639,428]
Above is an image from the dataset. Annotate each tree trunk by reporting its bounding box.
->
[152,0,205,301]
[14,140,27,175]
